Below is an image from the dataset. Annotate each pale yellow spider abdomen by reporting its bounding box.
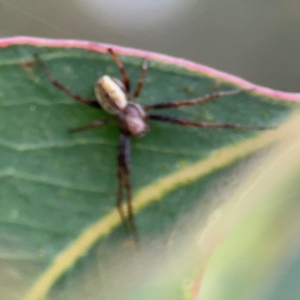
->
[95,75,128,114]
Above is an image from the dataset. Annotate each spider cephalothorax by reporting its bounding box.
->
[34,49,267,244]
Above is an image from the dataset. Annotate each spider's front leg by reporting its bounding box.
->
[117,132,140,245]
[148,114,270,130]
[144,89,245,110]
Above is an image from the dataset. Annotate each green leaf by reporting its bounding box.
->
[0,37,299,300]
[197,119,300,300]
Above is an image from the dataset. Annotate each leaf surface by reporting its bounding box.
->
[0,37,299,300]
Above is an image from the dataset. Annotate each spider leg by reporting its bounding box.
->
[133,59,149,99]
[107,48,130,94]
[34,54,101,109]
[117,162,126,227]
[144,89,245,111]
[148,114,270,130]
[69,119,110,133]
[117,132,140,245]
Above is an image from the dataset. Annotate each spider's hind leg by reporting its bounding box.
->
[107,48,131,94]
[34,54,101,109]
[133,59,149,99]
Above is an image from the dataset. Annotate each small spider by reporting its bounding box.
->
[34,49,266,244]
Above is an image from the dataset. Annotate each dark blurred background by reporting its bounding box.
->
[0,0,299,91]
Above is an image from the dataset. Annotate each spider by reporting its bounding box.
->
[34,49,266,244]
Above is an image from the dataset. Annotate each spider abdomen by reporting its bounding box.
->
[95,75,127,114]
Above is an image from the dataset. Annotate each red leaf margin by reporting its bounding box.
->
[1,36,300,300]
[0,36,300,103]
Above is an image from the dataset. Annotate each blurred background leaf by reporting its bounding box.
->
[0,0,300,92]
[198,116,300,300]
